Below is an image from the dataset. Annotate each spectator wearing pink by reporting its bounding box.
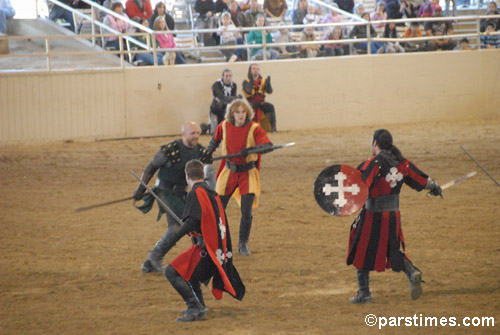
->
[126,0,153,22]
[103,2,129,50]
[321,3,342,24]
[370,1,387,29]
[418,0,440,18]
[153,16,186,64]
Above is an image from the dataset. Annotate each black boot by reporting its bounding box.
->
[182,281,208,315]
[239,215,252,256]
[403,258,422,300]
[142,224,180,273]
[165,266,205,322]
[350,269,372,304]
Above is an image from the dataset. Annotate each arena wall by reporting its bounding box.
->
[1,50,499,144]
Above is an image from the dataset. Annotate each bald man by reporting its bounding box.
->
[133,122,213,273]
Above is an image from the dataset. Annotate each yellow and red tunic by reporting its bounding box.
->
[214,120,271,208]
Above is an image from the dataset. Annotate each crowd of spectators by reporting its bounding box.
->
[42,0,500,65]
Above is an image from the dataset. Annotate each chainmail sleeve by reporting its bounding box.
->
[135,149,169,195]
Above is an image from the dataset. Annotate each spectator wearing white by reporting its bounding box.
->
[218,12,244,61]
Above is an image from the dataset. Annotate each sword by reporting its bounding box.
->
[129,171,184,225]
[441,171,477,190]
[460,145,500,188]
[212,142,295,161]
[75,196,135,212]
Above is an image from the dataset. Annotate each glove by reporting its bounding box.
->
[200,150,213,164]
[132,187,145,201]
[426,179,443,198]
[263,76,272,93]
[240,148,249,158]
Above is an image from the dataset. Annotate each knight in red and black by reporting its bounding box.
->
[242,63,277,133]
[163,160,245,322]
[206,99,273,256]
[347,129,442,303]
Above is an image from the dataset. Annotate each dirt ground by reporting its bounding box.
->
[1,119,499,335]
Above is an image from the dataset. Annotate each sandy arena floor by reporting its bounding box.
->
[1,119,499,334]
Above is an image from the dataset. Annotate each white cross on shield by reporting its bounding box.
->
[322,172,361,208]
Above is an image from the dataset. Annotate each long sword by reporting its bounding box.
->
[460,145,500,187]
[75,196,135,212]
[441,171,477,190]
[129,171,184,225]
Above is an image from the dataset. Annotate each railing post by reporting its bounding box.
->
[152,32,158,66]
[119,35,124,68]
[366,22,372,55]
[91,3,96,47]
[262,27,267,61]
[45,38,52,71]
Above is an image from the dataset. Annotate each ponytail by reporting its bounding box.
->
[373,129,404,162]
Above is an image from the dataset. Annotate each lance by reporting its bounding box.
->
[212,142,295,161]
[129,171,184,225]
[460,145,500,188]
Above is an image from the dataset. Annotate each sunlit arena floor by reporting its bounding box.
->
[1,119,499,334]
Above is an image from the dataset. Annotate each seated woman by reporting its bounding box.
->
[322,26,344,56]
[370,1,387,30]
[247,14,279,60]
[273,22,299,57]
[382,21,405,53]
[149,1,175,31]
[349,12,385,53]
[103,2,130,51]
[134,19,165,65]
[218,12,245,61]
[153,16,187,65]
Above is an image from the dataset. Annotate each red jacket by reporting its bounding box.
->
[125,0,153,20]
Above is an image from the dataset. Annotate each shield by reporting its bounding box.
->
[313,164,368,217]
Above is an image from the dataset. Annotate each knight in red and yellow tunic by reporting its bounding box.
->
[207,99,272,256]
[347,129,442,304]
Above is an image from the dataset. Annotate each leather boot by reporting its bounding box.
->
[142,224,180,273]
[350,269,373,304]
[165,266,205,322]
[403,258,422,300]
[182,281,208,315]
[238,215,252,256]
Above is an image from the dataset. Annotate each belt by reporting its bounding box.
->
[226,160,256,173]
[365,194,400,212]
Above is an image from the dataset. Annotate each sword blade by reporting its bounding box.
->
[74,196,134,212]
[212,142,296,161]
[441,171,477,190]
[129,171,183,225]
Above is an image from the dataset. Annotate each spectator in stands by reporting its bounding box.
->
[149,2,175,31]
[126,0,153,22]
[303,4,320,25]
[218,12,244,61]
[194,0,217,46]
[352,2,365,18]
[134,18,165,65]
[210,68,239,133]
[292,0,308,30]
[300,25,320,57]
[481,22,500,48]
[370,1,387,29]
[399,0,418,27]
[153,16,187,64]
[239,0,250,13]
[382,21,405,52]
[0,0,15,34]
[403,21,425,52]
[248,14,279,59]
[215,0,229,14]
[229,0,245,27]
[244,0,267,27]
[49,0,78,32]
[100,0,113,22]
[103,2,129,50]
[264,0,288,19]
[321,3,342,25]
[273,22,299,56]
[349,12,385,53]
[480,1,500,32]
[384,0,402,19]
[322,26,344,56]
[418,0,440,18]
[455,37,474,50]
[444,0,456,17]
[424,7,456,51]
[334,0,354,13]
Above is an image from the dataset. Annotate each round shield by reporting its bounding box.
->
[313,164,368,217]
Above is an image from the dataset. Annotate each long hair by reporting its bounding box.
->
[225,99,254,124]
[373,129,404,162]
[383,23,397,38]
[153,16,167,31]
